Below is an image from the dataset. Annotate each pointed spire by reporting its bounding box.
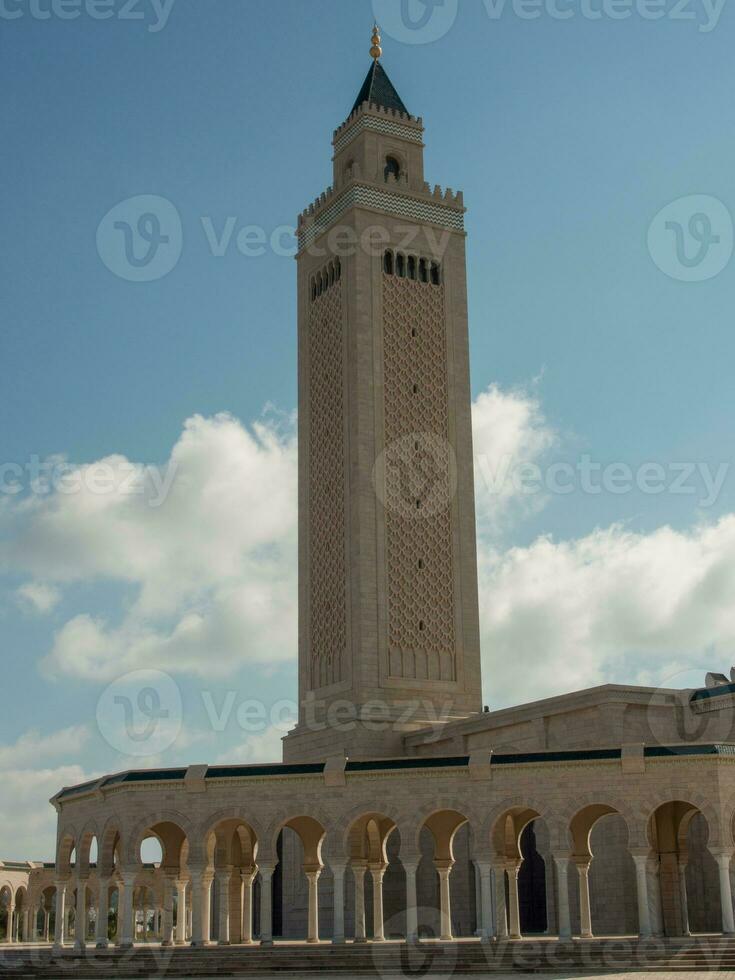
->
[350,58,409,117]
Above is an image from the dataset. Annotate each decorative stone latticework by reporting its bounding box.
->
[307,277,346,690]
[382,273,456,681]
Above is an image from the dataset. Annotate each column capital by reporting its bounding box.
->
[710,847,734,862]
[240,866,257,884]
[329,861,347,877]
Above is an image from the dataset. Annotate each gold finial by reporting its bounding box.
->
[370,23,382,61]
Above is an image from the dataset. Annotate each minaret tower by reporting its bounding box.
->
[283,30,482,761]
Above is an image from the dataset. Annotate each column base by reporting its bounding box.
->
[354,937,368,944]
[260,939,273,947]
[95,940,109,949]
[332,937,346,945]
[306,938,320,944]
[218,940,231,946]
[161,940,173,947]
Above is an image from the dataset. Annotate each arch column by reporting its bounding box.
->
[553,856,572,940]
[678,859,690,936]
[117,872,136,948]
[161,876,174,947]
[330,864,346,945]
[647,855,664,937]
[352,862,367,943]
[493,866,508,939]
[370,866,386,942]
[404,862,419,943]
[43,908,51,943]
[475,862,494,942]
[75,878,88,950]
[29,905,38,943]
[632,853,653,938]
[5,904,15,943]
[189,870,213,946]
[240,870,255,945]
[575,859,593,939]
[53,882,67,949]
[96,879,110,948]
[174,880,187,944]
[436,862,453,941]
[22,908,30,943]
[258,864,274,946]
[712,850,735,936]
[506,862,521,940]
[216,867,232,945]
[305,868,321,943]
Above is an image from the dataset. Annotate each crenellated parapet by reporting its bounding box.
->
[296,176,465,252]
[333,102,424,160]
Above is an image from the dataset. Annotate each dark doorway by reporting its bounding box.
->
[518,822,548,934]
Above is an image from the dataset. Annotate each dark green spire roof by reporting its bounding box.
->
[351,61,409,116]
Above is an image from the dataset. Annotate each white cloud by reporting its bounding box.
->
[472,382,557,531]
[14,582,60,614]
[3,386,735,715]
[0,766,88,861]
[0,726,89,771]
[0,727,94,861]
[479,517,735,707]
[1,410,298,681]
[215,725,286,765]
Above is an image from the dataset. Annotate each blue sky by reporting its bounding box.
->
[1,0,735,859]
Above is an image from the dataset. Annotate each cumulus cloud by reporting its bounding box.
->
[14,582,60,614]
[215,725,286,765]
[479,517,735,707]
[472,382,557,531]
[0,766,88,861]
[3,385,735,711]
[1,410,298,680]
[0,726,89,770]
[0,728,95,860]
